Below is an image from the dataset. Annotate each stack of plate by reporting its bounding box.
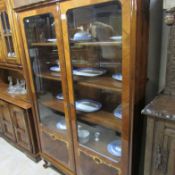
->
[50,66,61,72]
[75,99,102,113]
[73,68,106,77]
[107,140,121,157]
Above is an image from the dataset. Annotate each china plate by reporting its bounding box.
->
[47,38,57,42]
[112,73,122,81]
[56,119,66,130]
[107,140,121,157]
[73,68,106,77]
[113,105,122,119]
[110,36,122,41]
[56,93,64,100]
[50,66,61,72]
[75,99,102,112]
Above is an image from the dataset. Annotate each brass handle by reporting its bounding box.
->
[93,156,103,165]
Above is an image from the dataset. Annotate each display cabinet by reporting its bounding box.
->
[18,0,149,175]
[0,0,21,65]
[19,4,75,175]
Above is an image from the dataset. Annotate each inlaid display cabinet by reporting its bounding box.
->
[17,0,149,175]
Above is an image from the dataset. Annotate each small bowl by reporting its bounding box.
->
[78,130,90,144]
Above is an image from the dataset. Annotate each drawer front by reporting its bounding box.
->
[79,151,120,175]
[41,130,69,167]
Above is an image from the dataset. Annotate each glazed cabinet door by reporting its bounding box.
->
[19,4,75,174]
[0,1,20,65]
[10,105,32,152]
[61,0,123,175]
[0,100,16,141]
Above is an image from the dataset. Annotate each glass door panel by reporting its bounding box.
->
[0,11,16,58]
[24,13,67,136]
[67,1,122,162]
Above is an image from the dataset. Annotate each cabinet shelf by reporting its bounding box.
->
[31,42,57,47]
[77,76,122,93]
[78,110,121,132]
[36,72,61,81]
[72,41,122,47]
[41,99,64,113]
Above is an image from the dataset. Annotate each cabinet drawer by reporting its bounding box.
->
[41,130,69,167]
[79,150,120,175]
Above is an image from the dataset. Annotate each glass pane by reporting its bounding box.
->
[67,1,122,162]
[24,14,67,136]
[5,36,16,57]
[0,12,11,34]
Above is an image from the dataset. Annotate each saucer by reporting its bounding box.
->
[75,99,102,112]
[73,68,106,77]
[112,73,122,81]
[107,140,121,157]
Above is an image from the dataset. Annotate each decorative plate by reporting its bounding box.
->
[107,140,121,157]
[50,66,61,72]
[110,36,122,41]
[112,73,122,81]
[73,68,106,77]
[75,99,102,112]
[113,105,122,119]
[47,38,57,42]
[56,119,66,130]
[56,93,64,100]
[72,32,92,41]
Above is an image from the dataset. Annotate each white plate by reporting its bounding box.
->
[76,99,102,112]
[113,105,122,119]
[56,93,64,100]
[73,32,92,41]
[73,68,106,77]
[56,119,66,130]
[110,36,122,41]
[107,140,121,157]
[47,38,57,42]
[50,66,61,72]
[112,73,122,81]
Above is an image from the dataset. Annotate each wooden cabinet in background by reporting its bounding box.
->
[144,117,175,175]
[0,99,38,160]
[143,95,175,175]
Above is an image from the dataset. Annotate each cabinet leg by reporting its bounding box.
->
[43,160,51,168]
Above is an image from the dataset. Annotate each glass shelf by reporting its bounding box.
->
[0,11,16,58]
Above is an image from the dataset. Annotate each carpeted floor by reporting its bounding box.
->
[0,138,62,175]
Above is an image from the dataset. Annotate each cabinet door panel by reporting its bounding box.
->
[0,100,16,141]
[163,127,175,175]
[79,151,119,175]
[10,105,32,151]
[41,130,69,168]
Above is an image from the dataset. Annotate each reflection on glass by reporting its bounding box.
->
[67,1,122,161]
[24,13,66,135]
[0,11,15,58]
